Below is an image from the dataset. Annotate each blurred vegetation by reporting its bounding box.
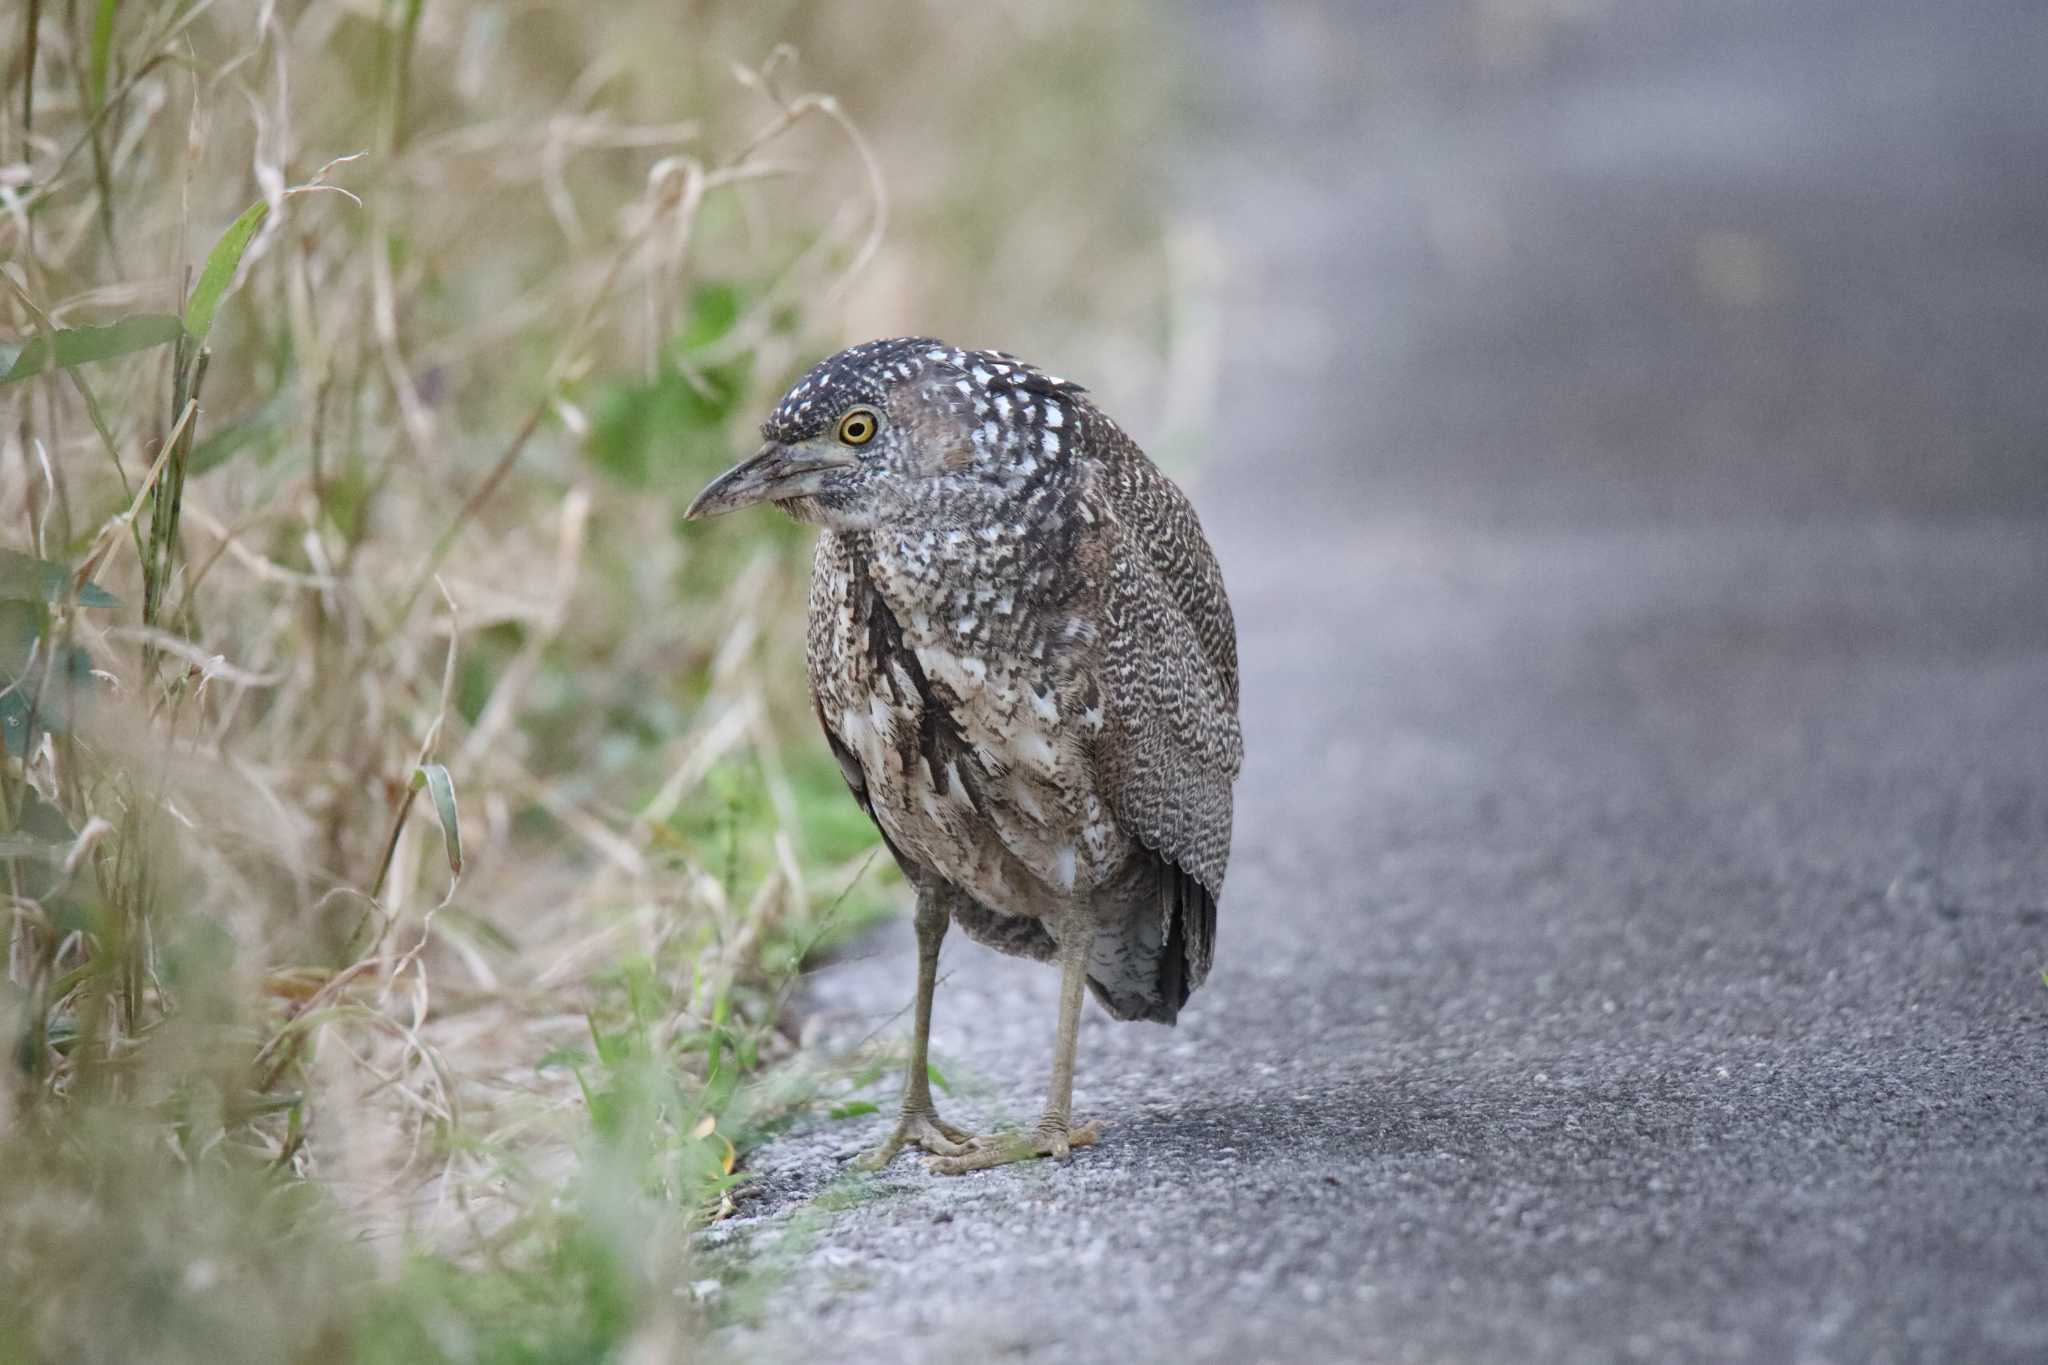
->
[0,3,1176,1361]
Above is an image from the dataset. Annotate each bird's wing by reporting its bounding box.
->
[806,531,920,879]
[814,695,900,847]
[1092,429,1243,901]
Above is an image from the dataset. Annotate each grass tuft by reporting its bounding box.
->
[0,3,1174,1359]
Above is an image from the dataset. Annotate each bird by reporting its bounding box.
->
[686,338,1241,1174]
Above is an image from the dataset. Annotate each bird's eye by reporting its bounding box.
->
[837,408,879,446]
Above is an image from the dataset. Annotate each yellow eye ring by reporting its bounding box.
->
[836,408,879,446]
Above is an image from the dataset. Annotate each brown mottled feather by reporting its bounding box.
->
[791,340,1241,1023]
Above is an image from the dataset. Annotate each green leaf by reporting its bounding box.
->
[410,762,462,876]
[588,1015,629,1070]
[0,549,119,607]
[0,694,29,758]
[1,601,99,755]
[925,1062,951,1096]
[587,355,752,488]
[0,790,75,902]
[535,1046,590,1072]
[677,282,742,352]
[0,314,182,386]
[89,0,121,110]
[0,656,96,752]
[184,199,272,341]
[827,1101,879,1121]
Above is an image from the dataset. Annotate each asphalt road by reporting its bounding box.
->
[718,5,2048,1361]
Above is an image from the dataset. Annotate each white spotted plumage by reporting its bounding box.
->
[784,338,1240,1024]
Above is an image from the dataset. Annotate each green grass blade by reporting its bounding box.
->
[0,314,182,385]
[411,763,463,875]
[88,0,120,110]
[183,200,271,341]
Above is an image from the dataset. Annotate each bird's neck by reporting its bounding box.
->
[836,506,1092,663]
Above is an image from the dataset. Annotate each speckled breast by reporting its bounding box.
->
[808,529,1128,919]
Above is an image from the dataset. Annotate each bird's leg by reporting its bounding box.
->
[855,891,979,1169]
[926,902,1102,1175]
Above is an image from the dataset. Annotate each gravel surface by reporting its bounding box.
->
[714,5,2048,1361]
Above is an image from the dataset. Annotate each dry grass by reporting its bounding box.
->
[0,2,1176,1361]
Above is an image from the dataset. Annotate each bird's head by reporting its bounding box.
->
[684,337,1083,532]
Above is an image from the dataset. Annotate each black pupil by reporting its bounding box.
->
[846,416,869,439]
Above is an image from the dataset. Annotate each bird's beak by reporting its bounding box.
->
[684,441,856,520]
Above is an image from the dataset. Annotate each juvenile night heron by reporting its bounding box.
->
[687,338,1241,1173]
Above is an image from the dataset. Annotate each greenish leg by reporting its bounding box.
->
[926,902,1101,1175]
[855,891,979,1169]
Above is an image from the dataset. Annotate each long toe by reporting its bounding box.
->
[855,1108,982,1170]
[928,1114,977,1147]
[924,1119,1101,1175]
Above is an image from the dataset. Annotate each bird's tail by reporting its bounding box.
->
[1157,863,1217,1021]
[1087,861,1216,1025]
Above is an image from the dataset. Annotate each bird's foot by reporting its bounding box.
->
[853,1105,981,1170]
[923,1118,1101,1175]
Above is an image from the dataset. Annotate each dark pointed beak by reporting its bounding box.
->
[684,441,856,520]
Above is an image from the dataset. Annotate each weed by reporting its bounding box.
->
[0,3,1171,1359]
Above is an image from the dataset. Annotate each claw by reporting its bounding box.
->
[854,1106,982,1170]
[924,1119,1101,1175]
